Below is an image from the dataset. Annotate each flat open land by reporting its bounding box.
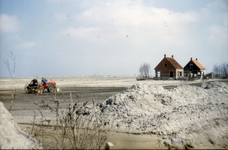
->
[1,76,228,149]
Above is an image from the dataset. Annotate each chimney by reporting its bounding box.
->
[172,55,174,58]
[190,57,192,60]
[196,58,198,61]
[164,54,166,58]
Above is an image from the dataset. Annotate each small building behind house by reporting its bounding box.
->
[154,54,184,79]
[184,58,205,77]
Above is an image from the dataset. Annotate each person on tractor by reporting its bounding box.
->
[41,77,57,93]
[42,77,48,84]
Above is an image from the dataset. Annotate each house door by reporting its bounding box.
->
[170,71,173,77]
[157,71,160,77]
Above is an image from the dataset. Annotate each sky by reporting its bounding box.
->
[0,0,227,77]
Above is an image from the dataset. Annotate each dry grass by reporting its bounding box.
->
[32,93,109,149]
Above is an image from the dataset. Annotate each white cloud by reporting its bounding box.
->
[75,1,198,26]
[61,0,200,48]
[19,42,38,49]
[64,26,100,39]
[0,14,20,32]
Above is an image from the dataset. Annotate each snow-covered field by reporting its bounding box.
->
[94,81,228,149]
[0,102,42,149]
[0,76,228,149]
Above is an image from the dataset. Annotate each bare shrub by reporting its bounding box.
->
[32,94,108,149]
[139,63,151,79]
[3,51,16,111]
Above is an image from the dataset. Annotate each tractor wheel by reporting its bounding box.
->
[47,84,54,93]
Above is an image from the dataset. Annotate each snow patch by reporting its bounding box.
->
[0,102,42,149]
[95,82,228,148]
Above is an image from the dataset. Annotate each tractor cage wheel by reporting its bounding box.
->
[47,84,55,93]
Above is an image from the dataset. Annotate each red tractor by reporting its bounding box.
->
[41,81,57,93]
[24,79,58,94]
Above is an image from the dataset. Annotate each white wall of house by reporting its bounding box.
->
[200,69,205,76]
[176,69,184,79]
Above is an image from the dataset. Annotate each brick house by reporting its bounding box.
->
[184,58,205,76]
[154,54,184,79]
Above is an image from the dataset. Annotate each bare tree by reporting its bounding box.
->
[213,64,219,75]
[221,63,228,77]
[213,63,228,78]
[4,51,16,77]
[139,63,151,79]
[4,51,16,111]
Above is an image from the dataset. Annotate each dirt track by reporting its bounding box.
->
[0,87,126,113]
[1,79,227,113]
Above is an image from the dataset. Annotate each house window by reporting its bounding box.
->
[164,63,167,68]
[190,64,193,69]
[180,72,182,77]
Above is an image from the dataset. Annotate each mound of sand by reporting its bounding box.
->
[0,102,42,149]
[95,82,228,149]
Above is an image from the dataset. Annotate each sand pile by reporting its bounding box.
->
[0,102,42,149]
[95,82,228,149]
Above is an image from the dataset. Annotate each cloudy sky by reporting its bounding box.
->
[0,0,227,77]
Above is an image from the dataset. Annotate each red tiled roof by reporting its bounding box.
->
[166,57,183,69]
[192,60,205,70]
